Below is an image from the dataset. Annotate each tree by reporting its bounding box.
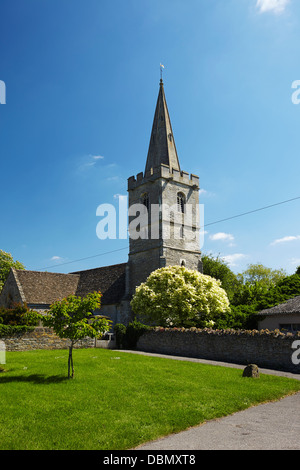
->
[231,280,269,307]
[257,273,300,310]
[296,266,300,276]
[214,304,259,330]
[0,250,25,292]
[201,253,240,302]
[229,268,300,327]
[42,292,111,378]
[131,266,230,328]
[238,263,287,289]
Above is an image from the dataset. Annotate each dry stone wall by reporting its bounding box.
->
[1,327,95,351]
[137,327,300,374]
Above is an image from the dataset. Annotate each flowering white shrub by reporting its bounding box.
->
[131,266,230,327]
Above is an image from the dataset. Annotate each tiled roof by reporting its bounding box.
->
[72,263,126,304]
[260,296,300,316]
[14,270,80,305]
[10,263,127,306]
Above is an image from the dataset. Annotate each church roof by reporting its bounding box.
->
[145,79,180,174]
[71,263,126,305]
[12,269,80,306]
[260,296,300,316]
[6,263,127,307]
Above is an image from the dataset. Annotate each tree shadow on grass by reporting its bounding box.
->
[0,374,69,384]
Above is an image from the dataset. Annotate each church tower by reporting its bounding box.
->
[127,79,202,295]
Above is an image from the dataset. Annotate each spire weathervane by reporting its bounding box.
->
[160,63,164,81]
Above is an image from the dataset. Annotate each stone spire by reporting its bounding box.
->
[145,79,181,174]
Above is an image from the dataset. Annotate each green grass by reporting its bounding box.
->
[0,348,299,450]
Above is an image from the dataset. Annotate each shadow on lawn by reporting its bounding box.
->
[0,374,69,384]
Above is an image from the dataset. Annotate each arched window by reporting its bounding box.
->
[177,192,185,213]
[141,193,149,211]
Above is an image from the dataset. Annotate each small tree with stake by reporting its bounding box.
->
[42,292,111,378]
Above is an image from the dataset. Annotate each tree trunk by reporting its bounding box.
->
[68,343,74,379]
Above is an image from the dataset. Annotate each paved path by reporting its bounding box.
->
[137,392,300,450]
[119,350,300,451]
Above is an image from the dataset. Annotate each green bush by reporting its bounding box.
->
[114,321,150,349]
[0,304,40,326]
[0,304,40,338]
[213,304,259,330]
[124,321,150,349]
[114,323,127,348]
[0,324,35,337]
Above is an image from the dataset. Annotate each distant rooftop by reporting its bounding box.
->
[260,296,300,316]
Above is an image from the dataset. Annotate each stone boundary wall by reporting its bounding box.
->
[1,327,95,352]
[137,327,300,374]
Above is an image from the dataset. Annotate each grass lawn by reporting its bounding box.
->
[0,348,299,450]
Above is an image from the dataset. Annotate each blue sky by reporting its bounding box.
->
[0,0,300,275]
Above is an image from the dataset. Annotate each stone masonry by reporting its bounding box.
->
[137,327,300,374]
[1,327,95,352]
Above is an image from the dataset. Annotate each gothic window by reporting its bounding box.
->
[141,193,149,211]
[177,192,185,213]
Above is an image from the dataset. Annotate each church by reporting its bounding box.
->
[0,78,202,325]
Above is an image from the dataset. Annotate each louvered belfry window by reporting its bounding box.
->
[177,192,185,213]
[142,193,149,211]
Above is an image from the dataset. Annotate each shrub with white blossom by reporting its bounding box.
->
[130,266,230,328]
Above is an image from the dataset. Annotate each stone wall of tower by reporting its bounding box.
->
[128,248,162,296]
[159,167,202,273]
[127,164,202,295]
